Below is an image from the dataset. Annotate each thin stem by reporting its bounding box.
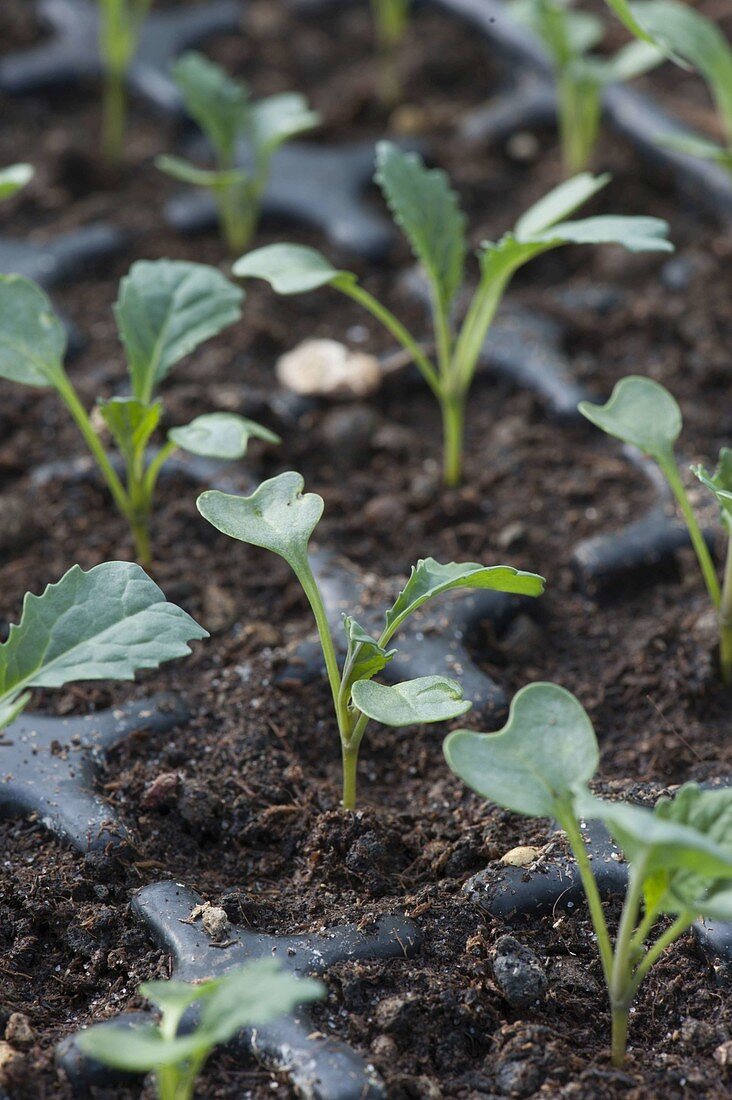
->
[293,558,343,717]
[662,455,721,608]
[558,72,601,176]
[610,1006,629,1069]
[102,64,126,163]
[629,913,694,994]
[451,272,510,394]
[442,393,465,488]
[559,810,614,984]
[144,440,178,500]
[718,535,732,684]
[341,742,359,811]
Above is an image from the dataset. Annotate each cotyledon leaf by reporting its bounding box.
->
[0,275,67,388]
[233,243,355,295]
[578,375,682,461]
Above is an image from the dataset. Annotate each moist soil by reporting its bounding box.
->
[2,2,732,1097]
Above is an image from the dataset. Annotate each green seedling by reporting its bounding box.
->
[445,681,732,1066]
[604,0,732,171]
[0,560,206,731]
[579,375,732,682]
[509,0,662,174]
[98,0,151,163]
[370,0,412,105]
[197,470,545,809]
[76,960,323,1100]
[0,260,278,566]
[234,145,672,487]
[0,163,33,201]
[157,52,320,252]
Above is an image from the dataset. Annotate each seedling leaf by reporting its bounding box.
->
[99,397,162,467]
[0,163,33,200]
[444,682,598,817]
[693,448,732,529]
[251,93,321,153]
[375,141,466,310]
[76,1023,202,1072]
[0,275,66,387]
[114,260,243,403]
[351,675,471,726]
[169,412,279,460]
[533,214,673,252]
[342,616,396,686]
[578,375,681,460]
[197,471,323,571]
[233,244,354,294]
[198,960,323,1045]
[659,133,732,169]
[514,172,610,239]
[172,51,249,159]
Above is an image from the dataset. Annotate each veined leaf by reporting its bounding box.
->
[514,173,610,239]
[578,375,681,461]
[384,558,545,637]
[99,397,162,467]
[351,675,471,727]
[342,616,396,687]
[233,243,354,294]
[197,471,323,572]
[0,163,33,201]
[114,260,243,403]
[172,51,249,160]
[251,93,320,154]
[444,682,598,817]
[693,448,732,528]
[0,562,207,727]
[375,142,466,310]
[0,275,66,387]
[169,412,279,460]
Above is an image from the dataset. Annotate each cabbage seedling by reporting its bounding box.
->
[0,560,207,731]
[157,52,320,252]
[579,376,732,682]
[197,470,545,809]
[445,681,732,1066]
[0,163,33,200]
[233,144,672,487]
[0,260,278,566]
[370,0,412,104]
[98,0,151,163]
[76,960,323,1100]
[509,0,662,174]
[603,0,732,171]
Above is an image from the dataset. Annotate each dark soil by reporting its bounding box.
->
[2,2,732,1098]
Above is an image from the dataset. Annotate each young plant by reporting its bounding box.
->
[0,560,206,731]
[76,960,323,1100]
[509,0,662,174]
[197,470,545,810]
[370,0,412,105]
[0,260,278,566]
[157,52,320,252]
[579,375,732,682]
[98,0,151,163]
[233,144,672,488]
[604,0,732,171]
[445,681,732,1066]
[0,163,33,200]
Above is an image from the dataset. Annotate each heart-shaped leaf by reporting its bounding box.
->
[99,397,162,467]
[233,244,355,295]
[384,558,545,638]
[115,260,243,403]
[352,675,471,727]
[578,375,682,461]
[169,412,279,460]
[0,163,33,201]
[0,275,66,387]
[444,682,598,817]
[0,562,208,728]
[197,471,323,572]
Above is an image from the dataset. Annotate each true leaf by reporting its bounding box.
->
[342,616,396,687]
[198,960,323,1046]
[172,51,249,159]
[251,93,320,153]
[375,141,466,310]
[99,397,162,467]
[0,163,33,200]
[384,558,545,637]
[197,471,323,572]
[595,39,664,83]
[658,133,732,169]
[444,682,598,817]
[169,412,279,460]
[693,448,732,529]
[114,260,243,403]
[76,1022,203,1072]
[532,214,673,252]
[233,243,354,294]
[0,562,208,726]
[603,0,662,49]
[514,172,610,239]
[155,154,250,190]
[0,275,66,387]
[351,675,471,727]
[578,375,681,461]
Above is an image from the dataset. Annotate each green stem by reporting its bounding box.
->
[558,72,600,176]
[293,558,343,717]
[341,741,359,811]
[719,536,732,684]
[451,272,510,394]
[102,64,126,163]
[560,809,614,984]
[442,393,465,488]
[661,455,721,607]
[628,913,694,994]
[610,1006,630,1069]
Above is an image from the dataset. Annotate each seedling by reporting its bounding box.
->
[509,0,662,174]
[234,145,672,487]
[0,560,206,731]
[76,960,323,1100]
[98,0,151,162]
[604,0,732,171]
[370,0,412,105]
[0,163,33,200]
[445,681,732,1066]
[0,260,278,566]
[579,376,732,682]
[197,470,545,809]
[157,52,320,251]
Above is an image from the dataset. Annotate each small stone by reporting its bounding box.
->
[0,1041,20,1082]
[320,404,380,464]
[374,994,419,1036]
[370,1034,398,1059]
[714,1039,732,1067]
[500,846,540,868]
[496,521,526,550]
[201,904,230,941]
[660,256,694,292]
[506,131,540,162]
[364,494,402,525]
[140,771,180,811]
[277,339,381,399]
[491,935,547,1009]
[389,104,429,136]
[4,1014,33,1049]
